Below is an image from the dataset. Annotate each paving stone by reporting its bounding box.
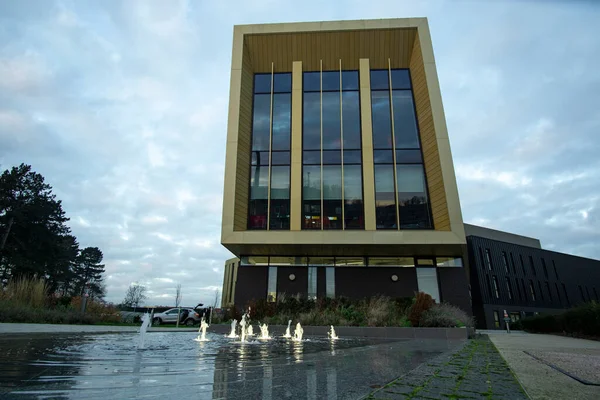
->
[383,385,415,395]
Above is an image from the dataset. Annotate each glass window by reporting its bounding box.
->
[486,249,493,270]
[369,257,414,267]
[251,151,270,166]
[308,267,317,299]
[395,150,422,164]
[546,282,552,301]
[248,166,269,229]
[322,150,342,164]
[391,90,420,149]
[342,91,361,149]
[553,260,559,280]
[322,71,340,91]
[342,71,359,90]
[502,252,509,274]
[343,150,362,164]
[529,256,536,276]
[373,150,394,164]
[541,259,548,278]
[271,93,291,151]
[303,165,321,229]
[303,150,320,165]
[374,164,397,229]
[416,258,435,266]
[271,151,290,165]
[416,268,440,302]
[555,282,562,304]
[506,278,513,300]
[270,166,290,230]
[344,165,364,229]
[492,276,500,298]
[529,281,536,301]
[267,266,277,302]
[562,283,570,306]
[397,164,431,229]
[251,94,271,151]
[390,69,411,90]
[335,257,365,266]
[273,73,291,93]
[326,267,335,298]
[240,256,269,266]
[322,92,341,150]
[538,281,545,301]
[510,253,517,274]
[303,92,321,150]
[270,256,307,266]
[308,257,334,266]
[371,91,393,149]
[370,70,389,90]
[436,257,463,267]
[493,311,500,328]
[323,165,342,230]
[303,72,320,92]
[254,74,271,93]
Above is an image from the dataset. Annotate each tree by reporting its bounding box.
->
[72,247,105,299]
[1,164,73,283]
[174,283,182,307]
[122,284,147,309]
[212,289,220,309]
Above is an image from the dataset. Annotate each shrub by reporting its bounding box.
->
[0,277,48,308]
[365,296,393,327]
[521,301,600,336]
[420,303,473,328]
[408,292,435,327]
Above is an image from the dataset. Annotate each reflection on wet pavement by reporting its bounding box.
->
[0,332,460,399]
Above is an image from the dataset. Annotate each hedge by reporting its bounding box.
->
[520,301,600,336]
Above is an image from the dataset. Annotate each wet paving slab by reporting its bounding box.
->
[0,332,463,399]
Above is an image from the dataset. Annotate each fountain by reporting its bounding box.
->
[247,325,254,337]
[292,322,303,342]
[227,319,238,338]
[259,323,271,340]
[194,316,209,342]
[137,313,151,349]
[328,325,338,340]
[283,320,292,338]
[239,312,249,342]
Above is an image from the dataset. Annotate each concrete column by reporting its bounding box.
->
[359,58,376,231]
[290,61,303,230]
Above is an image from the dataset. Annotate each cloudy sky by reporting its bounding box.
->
[1,0,598,306]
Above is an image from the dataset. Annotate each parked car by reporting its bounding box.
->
[152,308,201,326]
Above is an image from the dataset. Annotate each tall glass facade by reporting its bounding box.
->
[248,73,291,230]
[371,69,433,229]
[302,69,364,230]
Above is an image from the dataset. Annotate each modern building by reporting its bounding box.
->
[220,17,470,312]
[465,224,600,330]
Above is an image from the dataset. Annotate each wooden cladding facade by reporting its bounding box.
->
[244,29,417,73]
[409,32,451,231]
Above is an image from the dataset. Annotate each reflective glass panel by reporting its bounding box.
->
[436,257,463,267]
[303,72,320,92]
[323,165,342,230]
[273,73,291,93]
[326,267,335,298]
[370,70,389,90]
[322,71,340,91]
[371,91,393,149]
[416,268,440,302]
[343,150,362,164]
[303,92,321,150]
[270,166,290,230]
[369,257,414,267]
[303,165,321,229]
[267,267,277,302]
[248,166,269,229]
[308,267,317,299]
[240,256,269,266]
[322,150,342,164]
[342,71,359,90]
[396,164,432,229]
[272,93,291,151]
[322,92,342,150]
[392,90,420,149]
[308,257,334,266]
[342,91,361,149]
[251,151,269,166]
[254,74,271,94]
[373,150,393,164]
[374,164,397,229]
[303,150,320,165]
[344,165,364,229]
[251,94,271,151]
[395,149,422,164]
[271,151,290,165]
[335,257,365,266]
[390,69,411,89]
[270,256,308,266]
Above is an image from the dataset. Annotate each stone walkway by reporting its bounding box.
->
[366,336,527,400]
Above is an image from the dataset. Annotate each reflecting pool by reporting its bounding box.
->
[0,332,460,399]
